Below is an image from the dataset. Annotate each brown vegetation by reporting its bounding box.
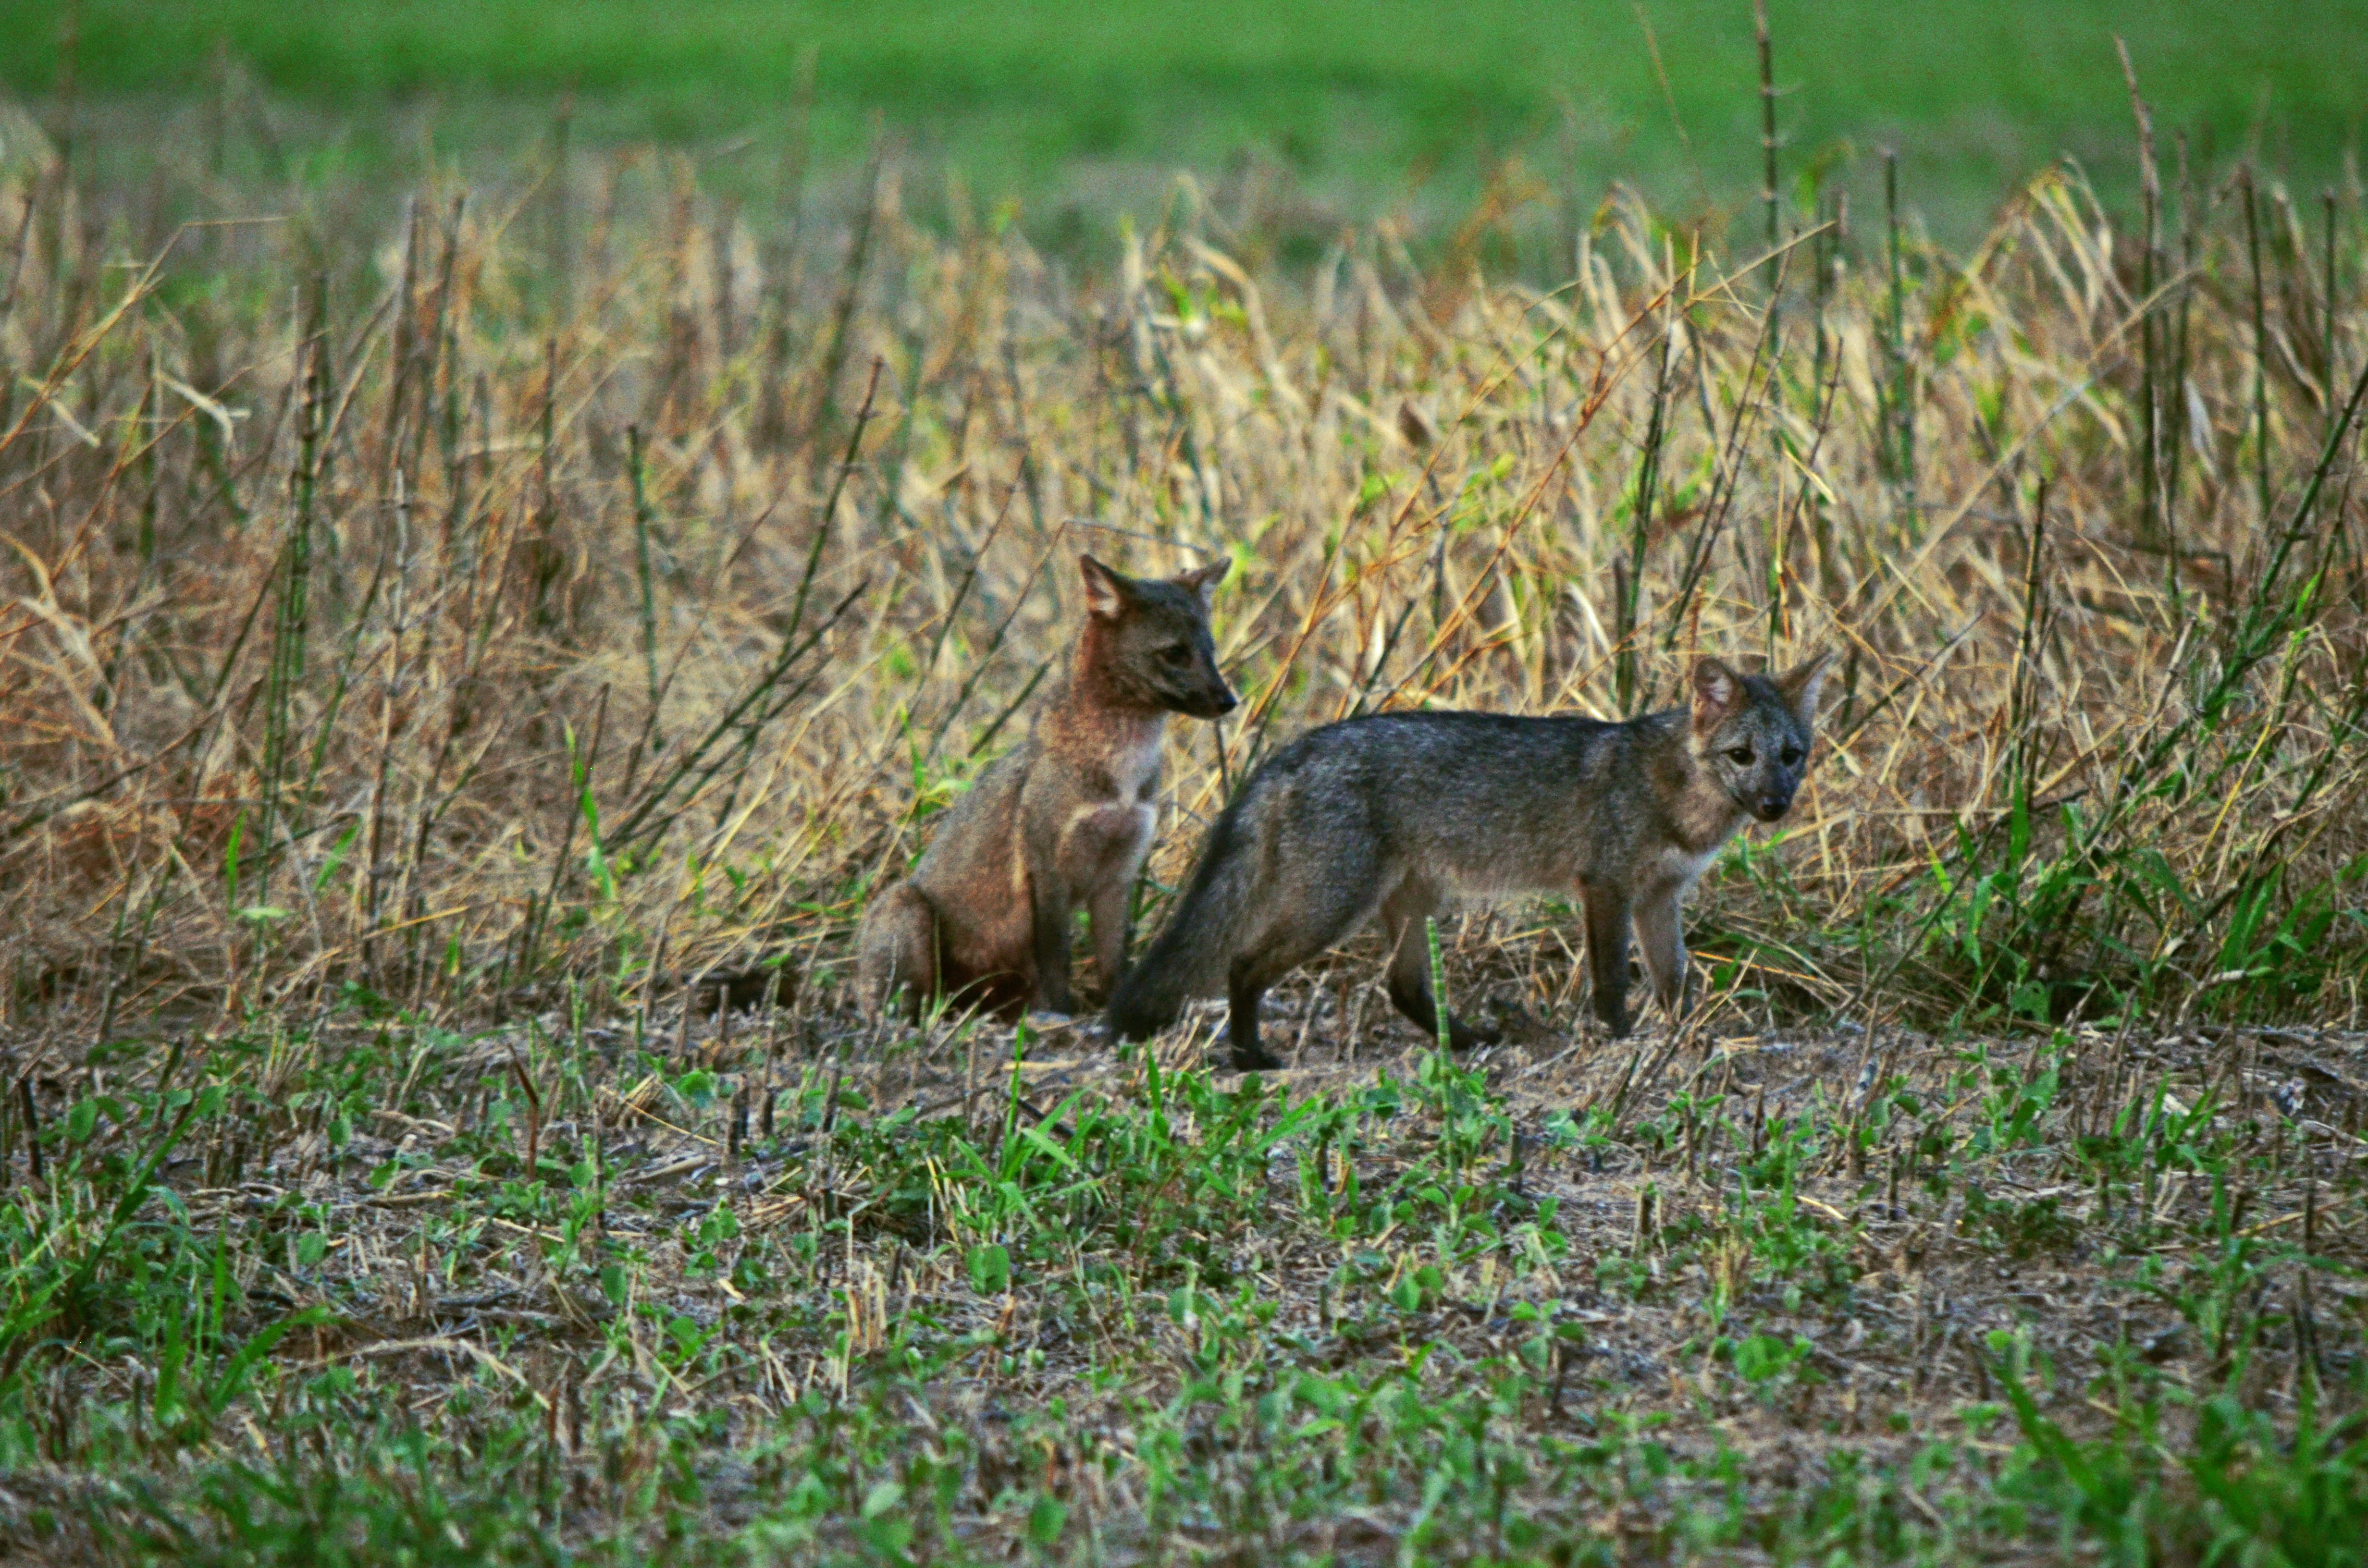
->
[0,94,2364,1560]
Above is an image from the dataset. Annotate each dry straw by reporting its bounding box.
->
[0,111,2363,1044]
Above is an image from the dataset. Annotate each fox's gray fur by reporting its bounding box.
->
[1107,654,1828,1068]
[855,554,1235,1019]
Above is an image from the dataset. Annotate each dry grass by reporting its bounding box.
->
[0,93,2365,1563]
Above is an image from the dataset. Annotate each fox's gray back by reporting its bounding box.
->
[1224,711,1653,893]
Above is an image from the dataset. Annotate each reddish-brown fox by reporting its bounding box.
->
[856,553,1235,1020]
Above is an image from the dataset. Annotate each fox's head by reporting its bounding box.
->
[1690,652,1830,823]
[1078,554,1239,719]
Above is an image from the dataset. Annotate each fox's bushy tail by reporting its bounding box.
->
[1107,801,1261,1039]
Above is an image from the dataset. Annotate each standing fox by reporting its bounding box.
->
[856,554,1235,1019]
[1108,654,1829,1069]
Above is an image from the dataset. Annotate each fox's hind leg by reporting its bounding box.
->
[1224,956,1286,1073]
[1219,907,1354,1073]
[855,881,938,1021]
[1381,880,1501,1052]
[1206,823,1377,1071]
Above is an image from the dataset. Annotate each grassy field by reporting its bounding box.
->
[2,0,2365,243]
[1,63,2368,1562]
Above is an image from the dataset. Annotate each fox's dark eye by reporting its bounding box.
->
[1781,745,1804,766]
[1726,746,1755,766]
[1161,644,1194,665]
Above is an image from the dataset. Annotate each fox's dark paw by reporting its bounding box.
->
[1490,1004,1562,1048]
[1446,1025,1503,1053]
[1227,1041,1283,1073]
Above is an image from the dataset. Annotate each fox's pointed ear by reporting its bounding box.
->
[1078,554,1132,621]
[1175,557,1229,609]
[1691,658,1742,732]
[1777,650,1834,726]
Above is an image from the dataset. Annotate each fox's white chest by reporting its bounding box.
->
[1652,843,1721,896]
[1063,794,1157,841]
[1103,732,1163,807]
[1058,733,1162,869]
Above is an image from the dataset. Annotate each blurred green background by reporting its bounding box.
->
[3,0,2361,247]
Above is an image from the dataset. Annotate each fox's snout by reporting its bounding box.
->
[1751,792,1793,822]
[1169,661,1237,719]
[1198,686,1241,718]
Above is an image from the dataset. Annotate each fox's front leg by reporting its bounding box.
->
[1580,883,1634,1037]
[1029,873,1078,1016]
[1085,875,1132,997]
[1633,891,1690,1026]
[855,881,938,1021]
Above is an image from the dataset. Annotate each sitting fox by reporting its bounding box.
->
[856,554,1235,1019]
[1108,654,1829,1069]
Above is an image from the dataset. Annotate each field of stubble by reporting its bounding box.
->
[2,93,2368,1562]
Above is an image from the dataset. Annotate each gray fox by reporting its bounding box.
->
[855,554,1235,1019]
[1107,654,1828,1068]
